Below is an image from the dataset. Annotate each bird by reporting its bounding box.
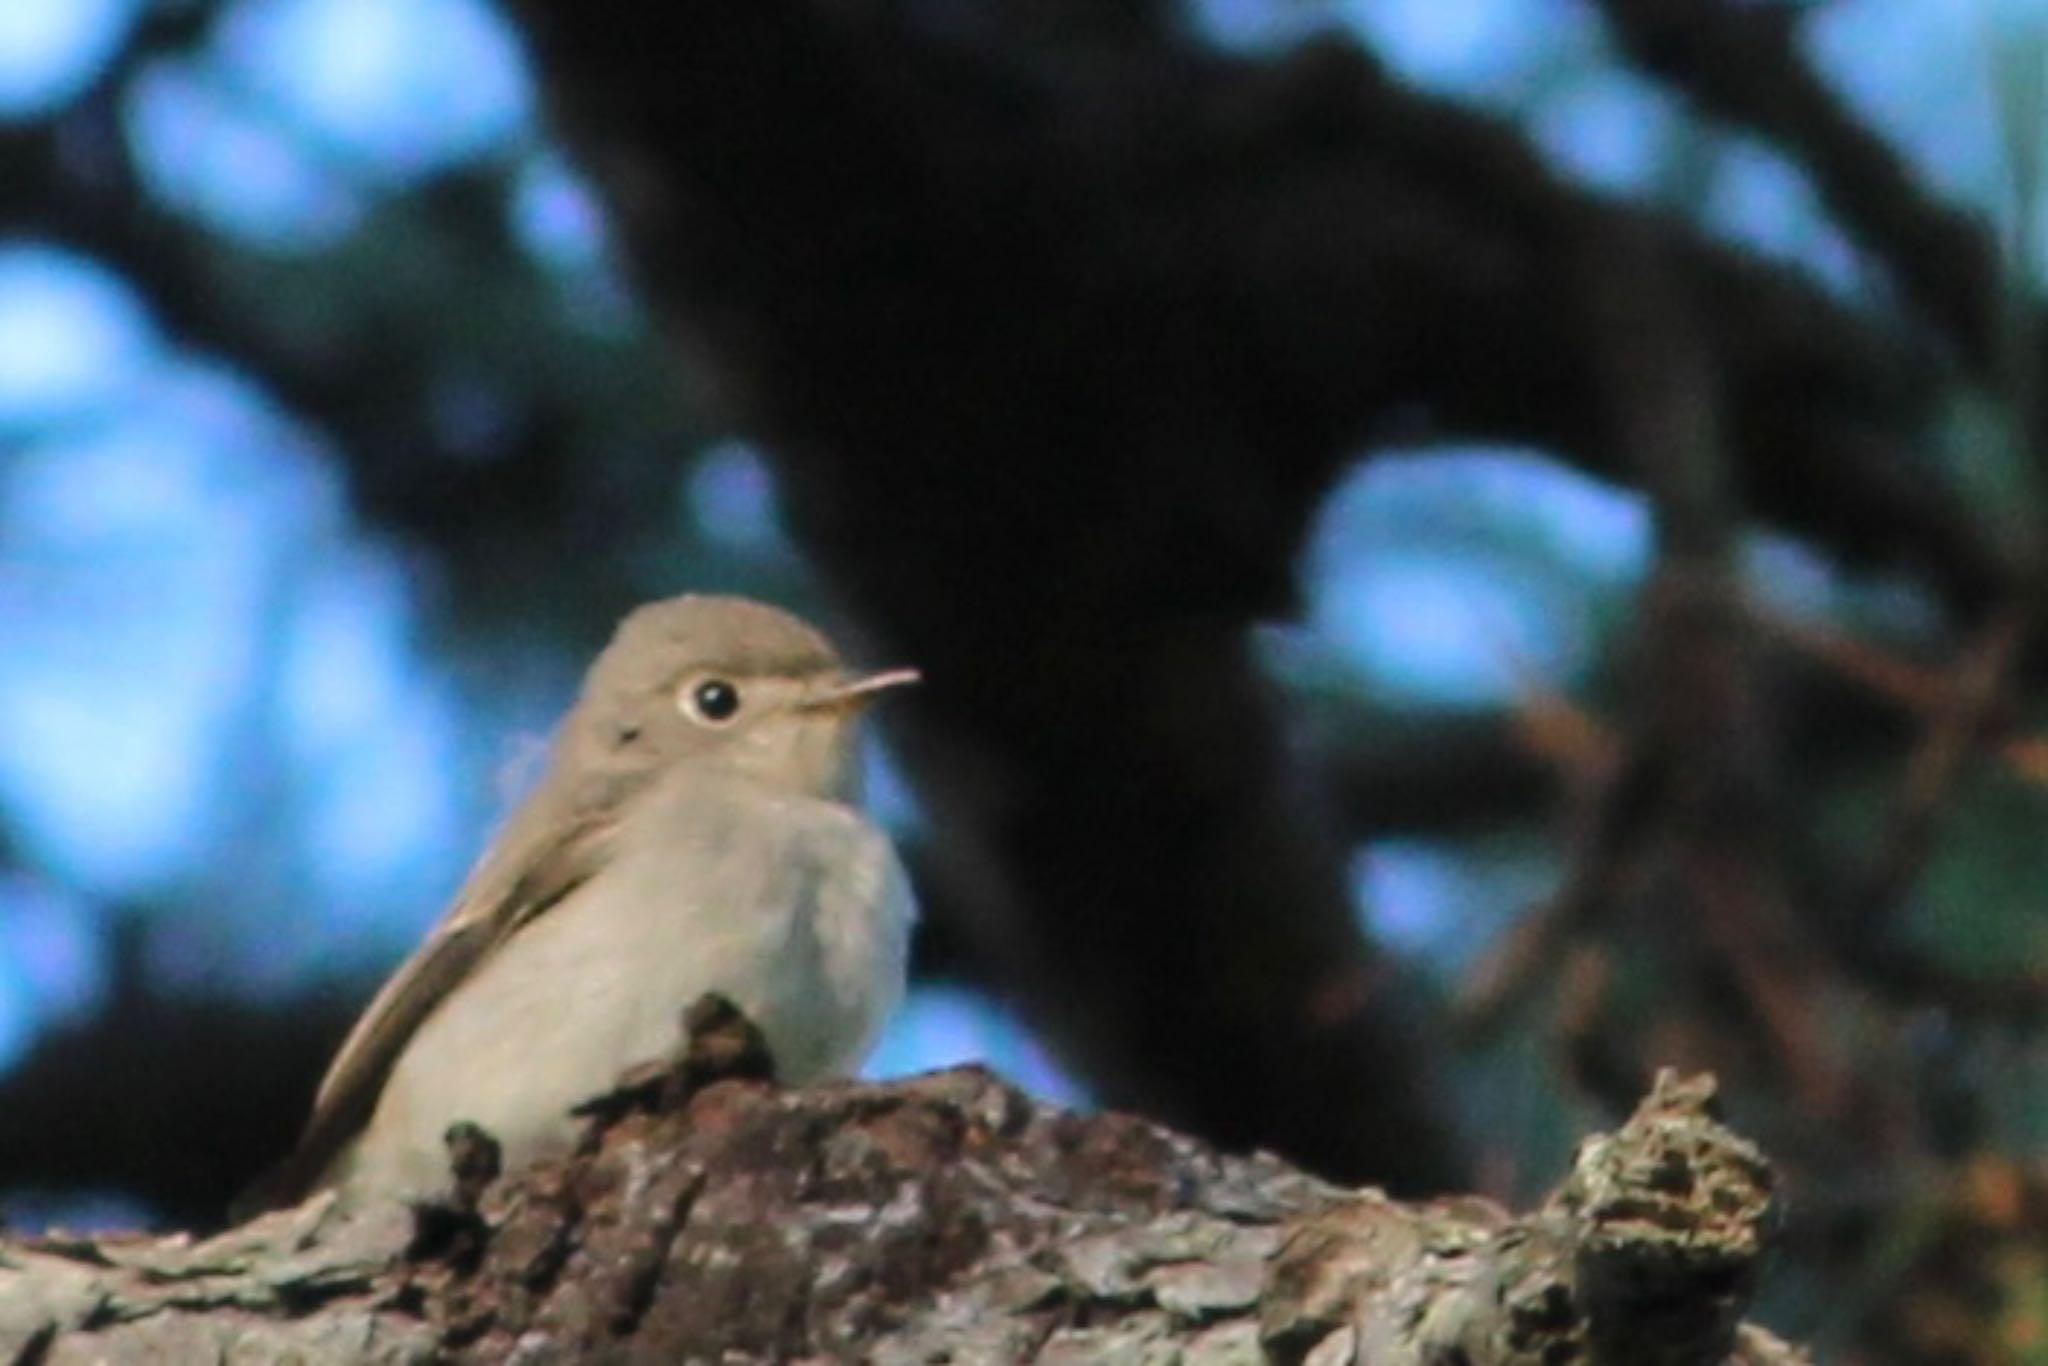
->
[246,594,918,1211]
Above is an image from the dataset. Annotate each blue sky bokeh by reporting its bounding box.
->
[0,0,2036,1221]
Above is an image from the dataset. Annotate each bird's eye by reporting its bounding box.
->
[682,677,742,725]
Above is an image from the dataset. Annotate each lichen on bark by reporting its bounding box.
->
[1,1058,1801,1364]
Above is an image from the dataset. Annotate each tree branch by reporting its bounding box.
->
[0,1066,1801,1364]
[1593,0,2003,372]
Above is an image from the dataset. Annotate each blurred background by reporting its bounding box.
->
[2,0,2045,1360]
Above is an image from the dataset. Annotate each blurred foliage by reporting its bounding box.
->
[4,1,2048,1361]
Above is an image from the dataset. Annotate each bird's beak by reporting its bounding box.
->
[799,667,921,712]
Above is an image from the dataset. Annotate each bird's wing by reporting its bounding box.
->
[240,779,621,1213]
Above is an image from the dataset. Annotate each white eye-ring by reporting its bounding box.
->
[679,676,743,725]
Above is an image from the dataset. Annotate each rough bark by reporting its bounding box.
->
[0,1057,1799,1365]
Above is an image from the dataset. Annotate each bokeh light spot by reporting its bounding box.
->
[0,0,138,119]
[0,244,157,425]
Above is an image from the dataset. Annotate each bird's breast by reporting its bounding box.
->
[599,779,915,1079]
[343,782,913,1203]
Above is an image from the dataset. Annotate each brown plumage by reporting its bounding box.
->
[238,595,915,1215]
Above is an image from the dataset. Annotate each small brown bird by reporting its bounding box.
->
[252,595,918,1210]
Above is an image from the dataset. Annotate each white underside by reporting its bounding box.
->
[331,776,913,1204]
